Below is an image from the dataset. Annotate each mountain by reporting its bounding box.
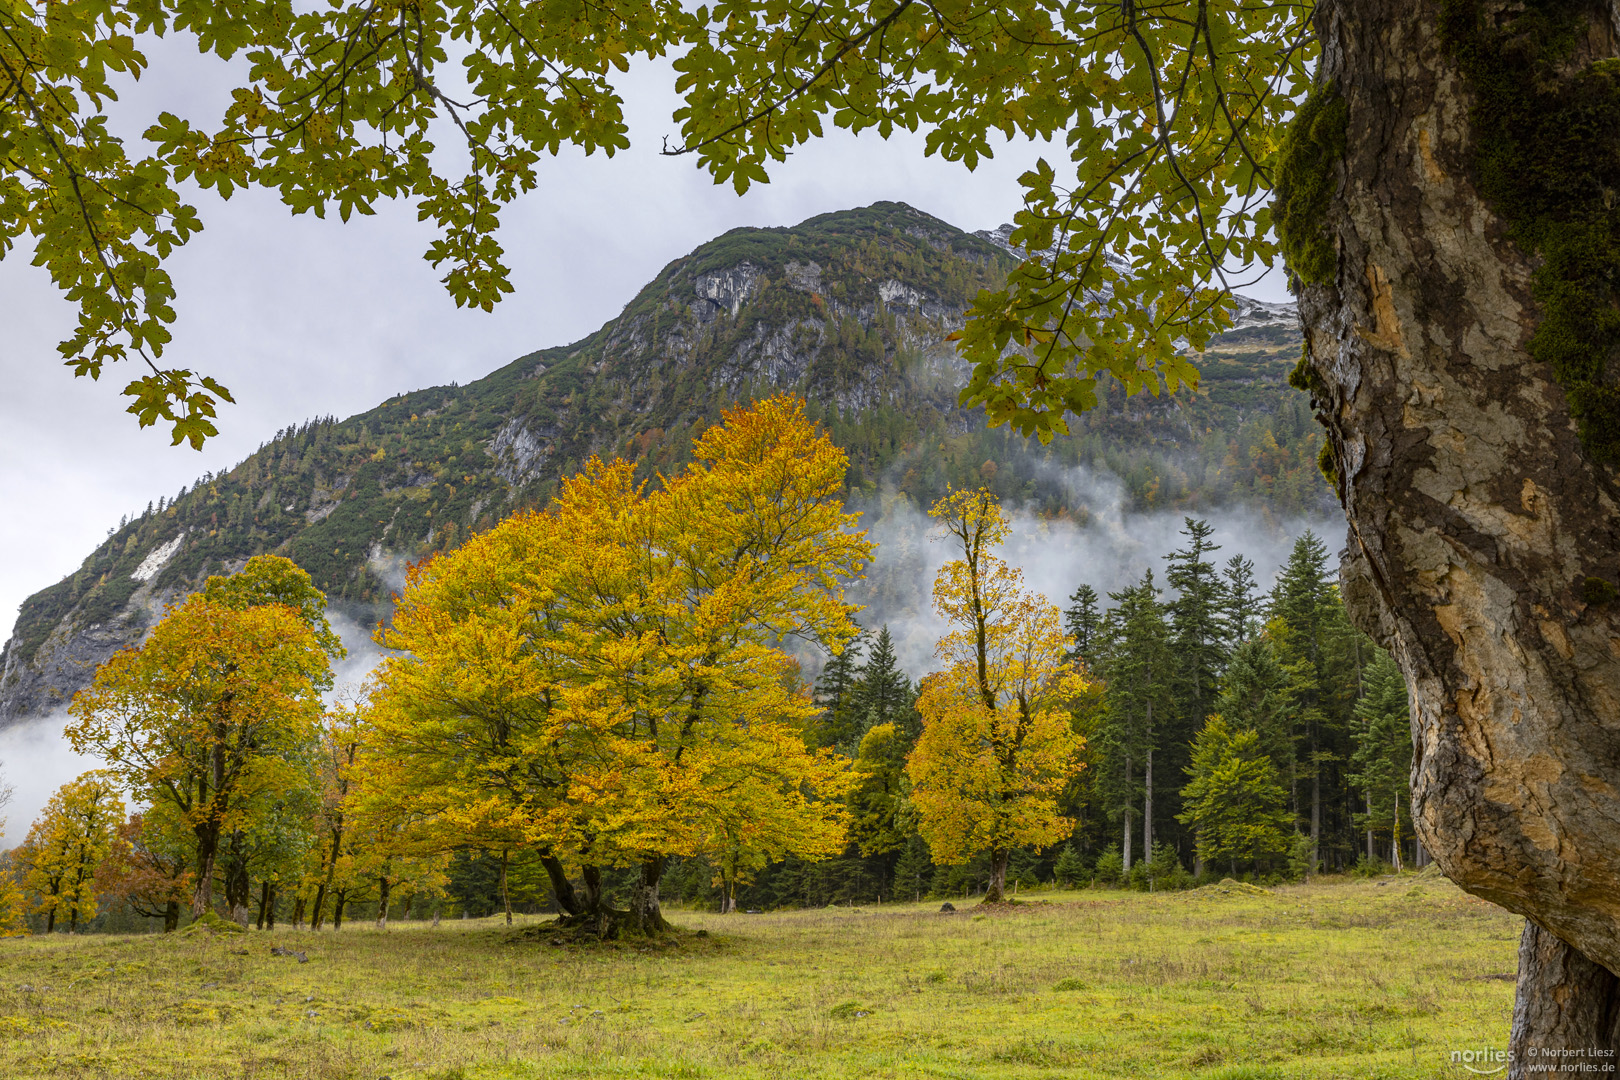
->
[0,202,1323,727]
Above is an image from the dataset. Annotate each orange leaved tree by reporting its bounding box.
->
[68,595,329,919]
[906,489,1088,903]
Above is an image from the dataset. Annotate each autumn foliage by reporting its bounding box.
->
[906,489,1087,902]
[361,395,869,933]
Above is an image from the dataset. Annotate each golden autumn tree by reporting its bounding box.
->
[15,772,128,932]
[0,863,26,937]
[366,395,867,935]
[67,590,330,919]
[301,698,449,931]
[906,489,1088,903]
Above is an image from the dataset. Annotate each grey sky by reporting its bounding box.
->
[0,50,1292,648]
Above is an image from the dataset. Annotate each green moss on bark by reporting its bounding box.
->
[1441,0,1620,462]
[1273,85,1348,286]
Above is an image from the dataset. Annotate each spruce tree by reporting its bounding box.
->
[1163,519,1227,857]
[1349,651,1414,869]
[810,631,867,752]
[848,626,919,744]
[1053,842,1086,888]
[891,835,934,903]
[1064,584,1103,667]
[1216,639,1294,783]
[1098,572,1172,873]
[1266,533,1360,872]
[1220,554,1261,648]
[1177,717,1292,877]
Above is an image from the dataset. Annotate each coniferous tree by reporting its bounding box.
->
[1163,519,1227,859]
[1098,572,1172,873]
[811,631,867,753]
[1216,639,1294,784]
[1178,717,1292,877]
[1220,555,1262,648]
[1052,842,1085,887]
[848,626,919,744]
[1266,532,1360,873]
[1064,584,1103,667]
[1350,652,1414,869]
[891,835,933,903]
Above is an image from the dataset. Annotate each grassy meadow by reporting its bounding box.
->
[0,873,1518,1080]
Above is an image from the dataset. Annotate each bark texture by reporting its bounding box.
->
[1510,921,1620,1078]
[1301,0,1620,1055]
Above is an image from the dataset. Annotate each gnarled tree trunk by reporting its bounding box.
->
[627,857,670,936]
[1301,0,1620,1062]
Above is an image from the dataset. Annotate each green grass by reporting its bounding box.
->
[0,874,1518,1079]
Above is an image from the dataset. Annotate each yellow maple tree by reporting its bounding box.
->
[14,771,128,932]
[366,395,866,934]
[67,594,329,918]
[906,489,1088,902]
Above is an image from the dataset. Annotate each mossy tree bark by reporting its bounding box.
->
[1297,0,1620,1065]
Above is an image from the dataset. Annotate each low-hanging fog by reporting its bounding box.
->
[835,462,1341,680]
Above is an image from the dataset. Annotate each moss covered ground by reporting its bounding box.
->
[0,873,1517,1079]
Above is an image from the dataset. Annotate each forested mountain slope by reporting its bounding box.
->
[0,202,1321,726]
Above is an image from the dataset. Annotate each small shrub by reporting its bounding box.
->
[1092,848,1124,886]
[1145,842,1193,891]
[1287,833,1317,882]
[1351,855,1392,878]
[1053,842,1086,887]
[1053,977,1088,991]
[829,1001,870,1019]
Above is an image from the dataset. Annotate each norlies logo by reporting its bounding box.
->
[1452,1047,1508,1074]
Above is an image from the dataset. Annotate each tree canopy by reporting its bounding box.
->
[4,0,1311,445]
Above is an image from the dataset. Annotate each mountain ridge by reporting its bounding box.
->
[0,201,1322,728]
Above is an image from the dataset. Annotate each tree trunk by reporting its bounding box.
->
[291,895,305,930]
[191,827,218,919]
[1143,743,1154,863]
[377,876,392,930]
[499,849,512,926]
[1366,792,1375,862]
[265,883,276,930]
[540,854,583,916]
[1122,755,1134,872]
[581,864,604,914]
[163,900,180,933]
[627,857,670,936]
[983,848,1009,903]
[1509,922,1620,1078]
[1309,756,1321,873]
[1305,0,1620,1033]
[1391,795,1405,873]
[256,881,269,930]
[332,890,346,931]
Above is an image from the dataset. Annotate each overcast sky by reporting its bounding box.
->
[0,46,1292,649]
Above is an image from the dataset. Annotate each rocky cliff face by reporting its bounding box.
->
[0,201,1313,730]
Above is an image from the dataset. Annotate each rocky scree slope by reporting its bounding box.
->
[0,202,1315,727]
